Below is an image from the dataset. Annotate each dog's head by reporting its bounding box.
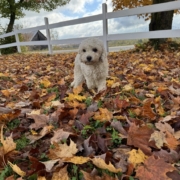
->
[78,38,107,65]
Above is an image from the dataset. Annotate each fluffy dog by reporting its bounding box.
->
[71,38,109,92]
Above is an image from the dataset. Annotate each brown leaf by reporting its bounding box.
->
[141,98,156,120]
[52,165,69,180]
[165,131,179,150]
[127,123,154,155]
[92,157,121,173]
[50,129,72,144]
[153,149,179,163]
[136,156,176,180]
[28,114,49,130]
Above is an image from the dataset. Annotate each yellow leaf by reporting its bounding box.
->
[52,165,69,180]
[1,90,10,97]
[1,126,16,154]
[73,84,83,94]
[92,158,121,173]
[127,149,147,167]
[24,66,30,70]
[64,156,90,164]
[37,177,46,180]
[155,96,165,116]
[93,108,113,122]
[67,93,86,102]
[123,84,133,92]
[31,129,38,136]
[40,78,51,88]
[8,161,26,177]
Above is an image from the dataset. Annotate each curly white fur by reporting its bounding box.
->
[71,38,109,92]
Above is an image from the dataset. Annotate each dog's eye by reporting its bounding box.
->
[83,49,86,52]
[92,48,98,52]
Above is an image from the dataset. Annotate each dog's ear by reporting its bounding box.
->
[100,46,107,61]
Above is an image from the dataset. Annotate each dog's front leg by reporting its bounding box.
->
[96,78,107,92]
[71,58,85,88]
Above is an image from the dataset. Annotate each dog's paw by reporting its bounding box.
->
[70,81,75,87]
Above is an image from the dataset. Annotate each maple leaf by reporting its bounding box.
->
[155,122,174,134]
[52,165,69,180]
[40,78,51,88]
[92,157,122,173]
[28,114,49,130]
[136,156,175,180]
[93,108,113,121]
[66,85,86,102]
[27,125,54,144]
[50,129,72,144]
[127,149,147,167]
[1,125,16,154]
[141,98,156,120]
[123,84,134,91]
[0,109,21,124]
[48,140,78,159]
[127,123,154,155]
[149,130,167,149]
[165,131,179,150]
[153,149,179,163]
[81,170,119,180]
[8,161,26,177]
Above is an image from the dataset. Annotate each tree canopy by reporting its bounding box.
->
[0,0,70,54]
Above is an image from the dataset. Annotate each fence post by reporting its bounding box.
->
[102,3,108,52]
[14,25,21,53]
[44,17,53,55]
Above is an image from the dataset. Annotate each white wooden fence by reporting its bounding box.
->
[0,1,180,54]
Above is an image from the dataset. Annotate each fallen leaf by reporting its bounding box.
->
[52,165,69,180]
[93,108,113,122]
[92,157,121,173]
[1,126,16,154]
[128,149,147,167]
[149,131,167,149]
[127,123,154,155]
[8,161,26,177]
[63,156,90,164]
[49,140,78,159]
[136,156,175,180]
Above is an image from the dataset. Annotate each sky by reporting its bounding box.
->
[0,0,180,40]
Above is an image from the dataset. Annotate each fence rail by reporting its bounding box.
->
[0,1,180,54]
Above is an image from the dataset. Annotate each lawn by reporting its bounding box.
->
[0,46,180,180]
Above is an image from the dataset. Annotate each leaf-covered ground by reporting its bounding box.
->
[0,46,180,180]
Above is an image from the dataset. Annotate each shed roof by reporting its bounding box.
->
[30,30,47,41]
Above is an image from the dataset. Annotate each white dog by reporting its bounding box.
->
[71,38,109,92]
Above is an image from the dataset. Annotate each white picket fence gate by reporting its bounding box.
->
[0,1,180,54]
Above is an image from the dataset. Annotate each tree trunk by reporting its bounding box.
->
[1,12,17,54]
[149,0,174,46]
[1,3,17,54]
[6,12,16,33]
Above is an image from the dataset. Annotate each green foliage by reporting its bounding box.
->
[15,135,30,151]
[27,174,38,180]
[84,97,92,107]
[0,0,70,19]
[70,165,83,180]
[0,166,13,180]
[6,119,20,130]
[81,125,95,138]
[97,100,103,108]
[39,153,49,161]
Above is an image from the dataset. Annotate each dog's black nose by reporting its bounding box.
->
[87,56,92,62]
